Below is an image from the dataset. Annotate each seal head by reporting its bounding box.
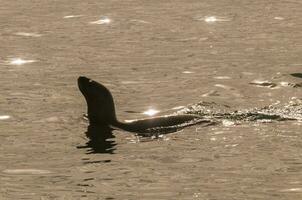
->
[78,76,117,125]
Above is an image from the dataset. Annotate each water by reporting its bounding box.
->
[0,0,302,199]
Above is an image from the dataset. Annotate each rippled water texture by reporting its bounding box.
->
[0,0,302,199]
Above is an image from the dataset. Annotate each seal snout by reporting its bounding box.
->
[78,76,90,83]
[78,76,92,86]
[78,76,91,94]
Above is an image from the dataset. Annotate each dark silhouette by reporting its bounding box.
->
[77,76,216,154]
[77,76,211,135]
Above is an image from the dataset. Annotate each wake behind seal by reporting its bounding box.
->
[78,76,213,135]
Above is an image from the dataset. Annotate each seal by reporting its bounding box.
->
[78,76,212,134]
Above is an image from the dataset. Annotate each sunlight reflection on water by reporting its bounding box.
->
[90,17,111,25]
[63,15,83,19]
[196,16,232,23]
[7,58,36,65]
[15,32,42,37]
[274,16,285,20]
[143,108,160,116]
[214,76,231,80]
[0,115,11,120]
[205,16,218,23]
[3,169,52,175]
[281,188,302,192]
[182,71,194,74]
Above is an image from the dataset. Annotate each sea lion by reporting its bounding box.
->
[78,76,212,135]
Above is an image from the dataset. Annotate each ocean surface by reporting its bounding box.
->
[0,0,302,199]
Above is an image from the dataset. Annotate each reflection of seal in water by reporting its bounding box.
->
[78,76,212,135]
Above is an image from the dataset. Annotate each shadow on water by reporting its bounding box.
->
[77,124,117,154]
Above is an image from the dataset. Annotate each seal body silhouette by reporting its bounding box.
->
[78,76,211,134]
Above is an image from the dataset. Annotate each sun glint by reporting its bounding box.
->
[143,109,160,116]
[9,58,36,65]
[204,16,218,23]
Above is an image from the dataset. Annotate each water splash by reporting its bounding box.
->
[179,99,302,122]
